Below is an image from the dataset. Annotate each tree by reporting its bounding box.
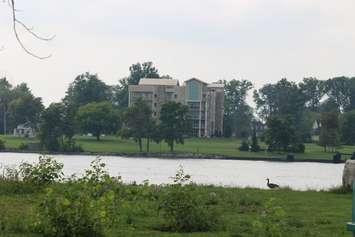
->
[0,78,13,134]
[223,79,253,138]
[299,77,325,112]
[76,102,120,141]
[113,62,160,108]
[319,112,340,152]
[159,102,191,152]
[340,110,355,145]
[264,116,296,152]
[39,103,66,151]
[324,77,355,112]
[120,98,154,152]
[250,123,260,152]
[254,78,307,143]
[8,95,43,130]
[64,72,112,110]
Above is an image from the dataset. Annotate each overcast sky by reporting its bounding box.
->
[1,0,355,105]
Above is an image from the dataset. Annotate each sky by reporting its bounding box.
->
[1,0,355,106]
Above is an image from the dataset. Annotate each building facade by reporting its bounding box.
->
[128,78,224,137]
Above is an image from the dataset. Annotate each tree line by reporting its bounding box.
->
[2,62,355,153]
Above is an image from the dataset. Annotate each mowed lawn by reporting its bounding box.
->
[0,185,352,237]
[1,135,354,161]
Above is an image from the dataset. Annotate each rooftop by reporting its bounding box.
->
[139,78,179,86]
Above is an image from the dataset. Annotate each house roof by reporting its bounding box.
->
[139,78,179,86]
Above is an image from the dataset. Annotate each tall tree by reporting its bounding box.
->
[265,116,296,152]
[39,103,66,151]
[223,79,253,138]
[113,62,160,108]
[319,112,340,152]
[120,98,153,152]
[340,110,355,145]
[159,102,191,152]
[254,78,307,143]
[299,77,325,112]
[0,78,13,134]
[64,72,112,109]
[76,102,121,141]
[325,77,355,112]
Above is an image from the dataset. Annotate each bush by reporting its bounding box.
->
[286,154,295,161]
[351,152,355,160]
[239,141,250,151]
[333,152,342,163]
[0,139,6,150]
[34,158,119,237]
[61,139,84,152]
[158,168,220,232]
[286,143,305,153]
[19,156,63,185]
[18,142,29,151]
[251,198,286,237]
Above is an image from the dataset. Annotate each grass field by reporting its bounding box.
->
[1,135,355,161]
[0,183,352,237]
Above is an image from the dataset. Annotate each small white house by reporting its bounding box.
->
[13,122,35,138]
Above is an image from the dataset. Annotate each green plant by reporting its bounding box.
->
[34,158,119,237]
[251,198,286,237]
[239,140,249,151]
[158,168,220,232]
[18,142,29,151]
[0,139,6,151]
[19,156,63,185]
[60,139,84,152]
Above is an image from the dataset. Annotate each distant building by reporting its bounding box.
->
[13,122,36,138]
[128,78,224,137]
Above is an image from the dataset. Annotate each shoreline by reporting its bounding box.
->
[0,149,345,164]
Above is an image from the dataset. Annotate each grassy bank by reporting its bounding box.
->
[0,182,352,237]
[1,135,355,161]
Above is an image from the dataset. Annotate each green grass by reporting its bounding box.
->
[0,183,352,237]
[1,135,355,161]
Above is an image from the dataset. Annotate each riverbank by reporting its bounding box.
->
[1,135,354,162]
[0,182,351,237]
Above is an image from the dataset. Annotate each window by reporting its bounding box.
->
[154,94,157,98]
[154,103,157,107]
[174,94,177,99]
[154,112,157,116]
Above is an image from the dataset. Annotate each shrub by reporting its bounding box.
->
[286,154,295,161]
[18,142,29,151]
[351,152,355,160]
[239,140,250,151]
[252,198,286,237]
[19,156,63,185]
[0,139,6,150]
[333,152,342,163]
[34,158,119,237]
[286,143,305,153]
[158,168,220,232]
[61,139,84,152]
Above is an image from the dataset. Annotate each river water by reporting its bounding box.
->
[0,153,344,191]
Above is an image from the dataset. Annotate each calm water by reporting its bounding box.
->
[0,153,344,191]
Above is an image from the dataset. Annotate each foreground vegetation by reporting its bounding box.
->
[1,135,355,161]
[0,156,352,237]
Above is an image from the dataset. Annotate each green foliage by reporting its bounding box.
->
[223,79,254,138]
[120,98,154,152]
[77,101,121,141]
[159,102,191,152]
[158,168,220,232]
[341,110,355,145]
[250,128,260,152]
[298,77,325,112]
[265,116,296,152]
[319,112,340,152]
[252,198,286,237]
[238,140,249,151]
[34,158,119,237]
[60,139,83,152]
[64,72,112,109]
[0,138,6,150]
[18,142,29,150]
[19,156,63,185]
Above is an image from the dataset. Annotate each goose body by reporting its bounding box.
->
[266,178,279,189]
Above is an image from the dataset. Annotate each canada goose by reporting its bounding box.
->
[266,178,279,189]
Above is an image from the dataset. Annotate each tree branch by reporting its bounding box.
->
[7,0,55,59]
